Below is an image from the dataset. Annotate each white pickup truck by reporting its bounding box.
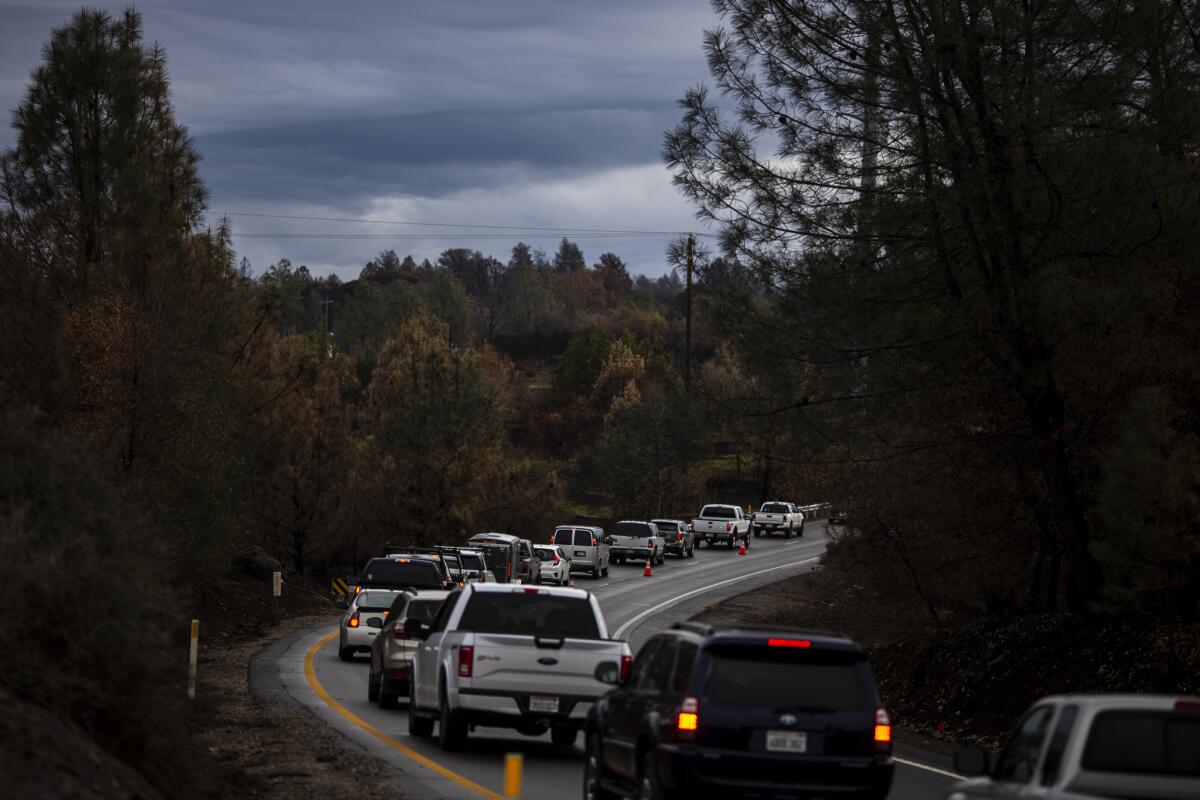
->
[947,694,1200,800]
[692,504,751,549]
[752,500,804,538]
[406,583,632,750]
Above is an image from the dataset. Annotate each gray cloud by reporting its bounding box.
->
[1,0,720,277]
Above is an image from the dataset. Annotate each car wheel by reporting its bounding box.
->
[637,750,665,800]
[799,524,805,537]
[601,566,609,577]
[754,527,761,537]
[379,682,399,710]
[408,679,434,737]
[438,677,467,750]
[584,734,621,800]
[338,646,355,662]
[367,663,380,702]
[551,725,578,747]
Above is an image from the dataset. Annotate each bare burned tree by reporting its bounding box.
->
[666,0,1200,615]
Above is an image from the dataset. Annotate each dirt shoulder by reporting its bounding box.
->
[197,613,405,799]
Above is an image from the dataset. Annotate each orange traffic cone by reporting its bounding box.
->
[738,542,747,556]
[643,557,653,577]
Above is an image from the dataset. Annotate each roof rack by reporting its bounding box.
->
[671,621,714,636]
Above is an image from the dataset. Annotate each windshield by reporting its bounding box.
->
[356,590,400,611]
[404,599,443,625]
[614,521,653,538]
[359,560,443,589]
[760,503,789,513]
[702,648,870,711]
[457,592,601,639]
[1083,711,1200,776]
[700,506,736,518]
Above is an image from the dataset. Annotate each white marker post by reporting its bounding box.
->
[272,570,282,626]
[187,619,199,699]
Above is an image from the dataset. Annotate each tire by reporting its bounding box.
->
[727,539,734,550]
[338,646,355,662]
[551,725,578,747]
[601,566,609,577]
[637,749,665,800]
[799,523,805,538]
[408,678,434,737]
[379,683,399,710]
[438,677,467,750]
[584,734,621,800]
[367,663,381,702]
[754,527,761,538]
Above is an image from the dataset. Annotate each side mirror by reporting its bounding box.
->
[403,618,429,639]
[953,745,990,777]
[594,661,621,685]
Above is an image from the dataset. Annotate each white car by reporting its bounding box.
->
[338,588,406,661]
[534,544,572,585]
[406,583,632,750]
[948,694,1200,800]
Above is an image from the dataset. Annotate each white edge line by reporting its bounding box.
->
[612,556,820,639]
[894,756,964,780]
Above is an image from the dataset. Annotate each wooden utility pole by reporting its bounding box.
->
[685,233,694,392]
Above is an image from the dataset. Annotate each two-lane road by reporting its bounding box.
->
[269,525,960,798]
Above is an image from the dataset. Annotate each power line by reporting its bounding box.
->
[230,232,688,241]
[207,210,718,238]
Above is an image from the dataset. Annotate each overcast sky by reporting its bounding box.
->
[0,1,720,279]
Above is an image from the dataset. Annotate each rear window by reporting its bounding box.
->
[404,598,443,624]
[701,505,736,519]
[1082,710,1200,776]
[459,554,484,571]
[615,521,653,537]
[552,529,573,545]
[574,529,595,546]
[360,559,443,589]
[760,503,790,513]
[457,592,601,639]
[534,547,558,561]
[701,647,870,711]
[356,590,400,611]
[651,520,678,532]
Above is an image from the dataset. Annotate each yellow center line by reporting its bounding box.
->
[303,630,503,800]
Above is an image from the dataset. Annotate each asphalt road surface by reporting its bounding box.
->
[270,524,962,799]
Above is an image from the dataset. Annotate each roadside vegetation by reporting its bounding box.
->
[1,2,1199,796]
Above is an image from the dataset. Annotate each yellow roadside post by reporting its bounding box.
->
[504,752,523,797]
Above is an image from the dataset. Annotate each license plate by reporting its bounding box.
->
[529,695,559,713]
[574,550,587,557]
[766,730,807,753]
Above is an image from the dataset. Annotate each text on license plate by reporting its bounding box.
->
[766,730,807,753]
[574,550,587,556]
[530,695,559,713]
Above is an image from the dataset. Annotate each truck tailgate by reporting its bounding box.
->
[463,634,623,698]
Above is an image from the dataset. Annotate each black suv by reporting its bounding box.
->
[584,623,894,799]
[357,556,447,591]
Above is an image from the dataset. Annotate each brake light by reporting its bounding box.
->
[874,708,892,751]
[677,696,699,737]
[354,585,362,595]
[592,536,598,546]
[348,612,360,628]
[553,555,560,564]
[767,638,811,648]
[458,645,474,678]
[677,532,683,541]
[507,562,512,579]
[1176,699,1200,711]
[391,621,409,640]
[619,654,632,683]
[725,522,731,532]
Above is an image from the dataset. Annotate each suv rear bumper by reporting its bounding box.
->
[655,744,894,799]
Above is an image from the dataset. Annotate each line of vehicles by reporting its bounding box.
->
[330,511,1198,799]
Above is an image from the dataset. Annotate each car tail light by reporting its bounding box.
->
[348,612,361,628]
[354,585,362,595]
[387,668,407,679]
[507,562,512,579]
[591,536,598,546]
[874,708,892,752]
[676,696,699,738]
[619,654,632,683]
[1175,699,1200,711]
[768,638,811,648]
[554,555,560,564]
[391,621,409,640]
[677,532,683,542]
[725,522,731,532]
[458,645,474,678]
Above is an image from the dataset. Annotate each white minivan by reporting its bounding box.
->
[550,525,610,578]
